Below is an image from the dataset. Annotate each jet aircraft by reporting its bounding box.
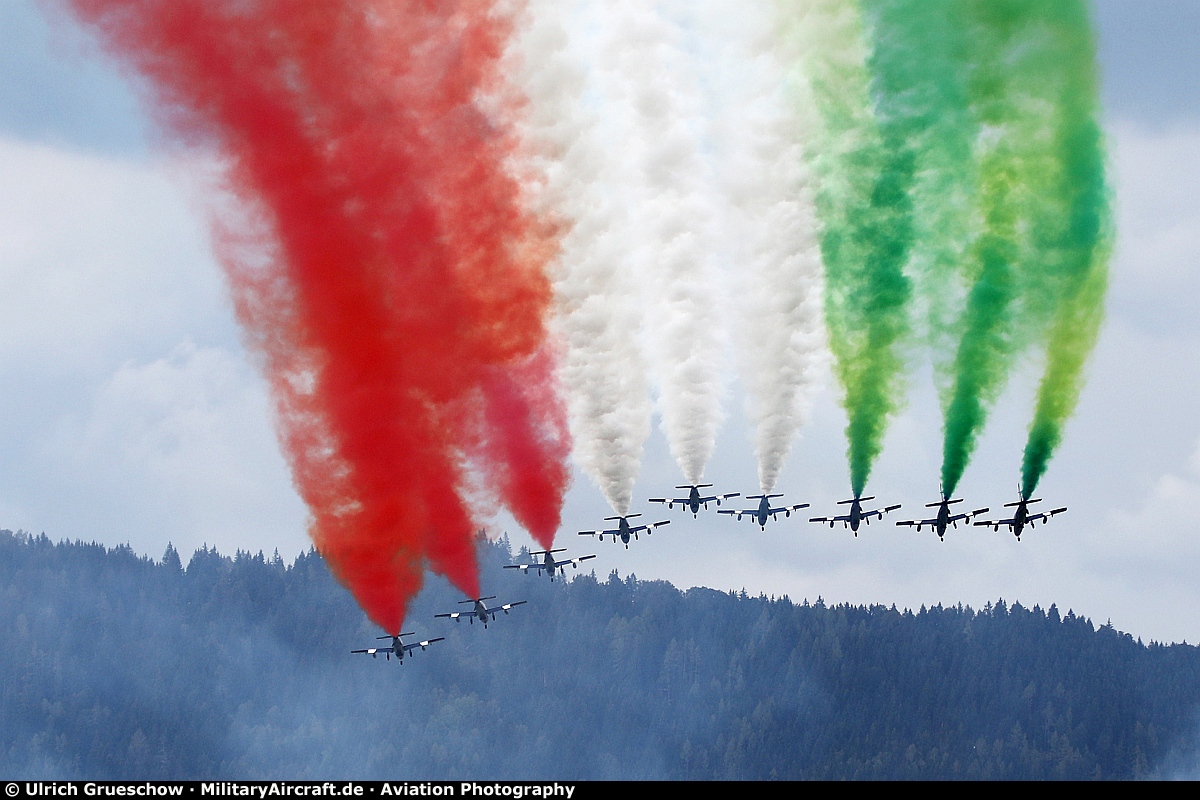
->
[718,494,810,530]
[504,548,596,581]
[578,514,670,548]
[351,631,444,663]
[809,495,901,536]
[896,495,988,540]
[435,596,527,628]
[973,494,1066,540]
[649,484,740,517]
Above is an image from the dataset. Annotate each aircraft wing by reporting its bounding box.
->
[869,504,902,516]
[974,518,1016,529]
[351,647,388,656]
[556,554,597,568]
[896,518,937,527]
[488,600,527,618]
[809,515,851,524]
[630,520,670,534]
[578,528,620,540]
[1027,507,1067,525]
[435,611,466,620]
[698,493,740,504]
[720,508,766,519]
[503,564,533,572]
[403,637,445,653]
[768,503,810,515]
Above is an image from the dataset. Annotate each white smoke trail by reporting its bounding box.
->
[509,0,652,516]
[511,0,828,506]
[594,0,728,487]
[681,0,827,494]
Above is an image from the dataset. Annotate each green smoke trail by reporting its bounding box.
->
[1022,262,1107,497]
[936,0,1054,497]
[931,0,1110,498]
[777,0,1107,498]
[862,0,978,367]
[1020,1,1111,498]
[859,0,987,497]
[777,0,915,497]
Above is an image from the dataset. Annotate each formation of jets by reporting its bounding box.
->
[573,483,1067,546]
[354,481,1068,660]
[353,595,534,660]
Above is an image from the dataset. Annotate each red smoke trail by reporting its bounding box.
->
[478,348,571,549]
[62,0,569,633]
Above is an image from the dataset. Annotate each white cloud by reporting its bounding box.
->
[0,138,307,560]
[48,341,306,559]
[0,138,227,370]
[1107,121,1200,330]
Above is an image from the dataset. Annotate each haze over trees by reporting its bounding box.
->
[2,529,1198,779]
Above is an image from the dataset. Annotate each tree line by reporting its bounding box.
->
[2,529,1198,779]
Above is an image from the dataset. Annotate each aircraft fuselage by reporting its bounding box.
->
[753,497,773,527]
[935,504,951,538]
[847,499,865,533]
[1011,504,1029,539]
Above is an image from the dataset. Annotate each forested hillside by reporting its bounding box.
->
[2,529,1199,780]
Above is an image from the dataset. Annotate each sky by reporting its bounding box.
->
[2,0,1199,644]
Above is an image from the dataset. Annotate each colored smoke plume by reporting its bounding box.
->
[63,0,569,633]
[781,0,914,497]
[700,0,826,495]
[602,1,727,488]
[512,0,653,516]
[937,0,1109,498]
[1020,1,1111,498]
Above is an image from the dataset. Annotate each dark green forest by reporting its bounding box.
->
[2,528,1199,780]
